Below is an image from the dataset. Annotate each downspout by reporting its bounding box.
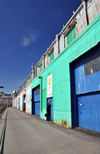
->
[31,64,35,114]
[38,76,43,113]
[40,77,42,112]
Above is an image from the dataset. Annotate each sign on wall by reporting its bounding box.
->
[47,74,52,97]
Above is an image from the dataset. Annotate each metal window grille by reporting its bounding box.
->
[84,53,100,76]
[67,26,76,46]
[50,51,54,62]
[35,87,40,95]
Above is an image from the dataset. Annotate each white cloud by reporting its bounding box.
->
[21,35,30,47]
[29,53,37,59]
[29,53,35,57]
[20,28,39,47]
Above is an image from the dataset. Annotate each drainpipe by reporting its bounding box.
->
[82,0,89,27]
[38,76,42,112]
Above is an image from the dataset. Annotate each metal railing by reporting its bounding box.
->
[0,109,7,154]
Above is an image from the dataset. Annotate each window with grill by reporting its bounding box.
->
[26,82,28,87]
[35,87,40,95]
[29,78,31,83]
[84,53,100,76]
[49,51,54,62]
[67,26,76,46]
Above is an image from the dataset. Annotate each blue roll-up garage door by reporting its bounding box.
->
[73,47,100,132]
[32,85,40,116]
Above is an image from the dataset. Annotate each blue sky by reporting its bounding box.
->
[0,0,81,94]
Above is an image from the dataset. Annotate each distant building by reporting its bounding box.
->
[0,92,5,97]
[0,91,11,97]
[0,91,12,106]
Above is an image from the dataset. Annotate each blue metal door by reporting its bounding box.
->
[73,47,100,132]
[47,98,53,121]
[33,85,40,116]
[77,92,100,132]
[34,102,40,116]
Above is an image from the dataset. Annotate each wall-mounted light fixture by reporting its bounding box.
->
[38,76,41,79]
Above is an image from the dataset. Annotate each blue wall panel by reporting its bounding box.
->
[74,47,100,94]
[77,92,100,132]
[73,46,100,132]
[34,92,40,102]
[35,102,40,116]
[32,85,40,116]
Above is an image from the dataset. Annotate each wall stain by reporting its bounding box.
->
[54,119,71,128]
[89,0,92,3]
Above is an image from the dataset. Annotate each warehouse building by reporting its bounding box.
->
[12,0,100,132]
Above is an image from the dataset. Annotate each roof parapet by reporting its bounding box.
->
[59,2,83,36]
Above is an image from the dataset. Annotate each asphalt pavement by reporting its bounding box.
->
[2,108,100,154]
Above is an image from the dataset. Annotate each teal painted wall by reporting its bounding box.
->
[31,14,100,128]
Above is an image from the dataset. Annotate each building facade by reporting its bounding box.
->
[13,0,100,132]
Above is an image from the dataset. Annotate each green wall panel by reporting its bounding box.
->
[29,78,31,83]
[41,88,46,110]
[50,51,54,62]
[26,82,28,87]
[31,14,100,128]
[40,64,43,72]
[54,111,71,128]
[67,26,76,46]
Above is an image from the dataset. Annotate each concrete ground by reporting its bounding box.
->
[2,108,100,154]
